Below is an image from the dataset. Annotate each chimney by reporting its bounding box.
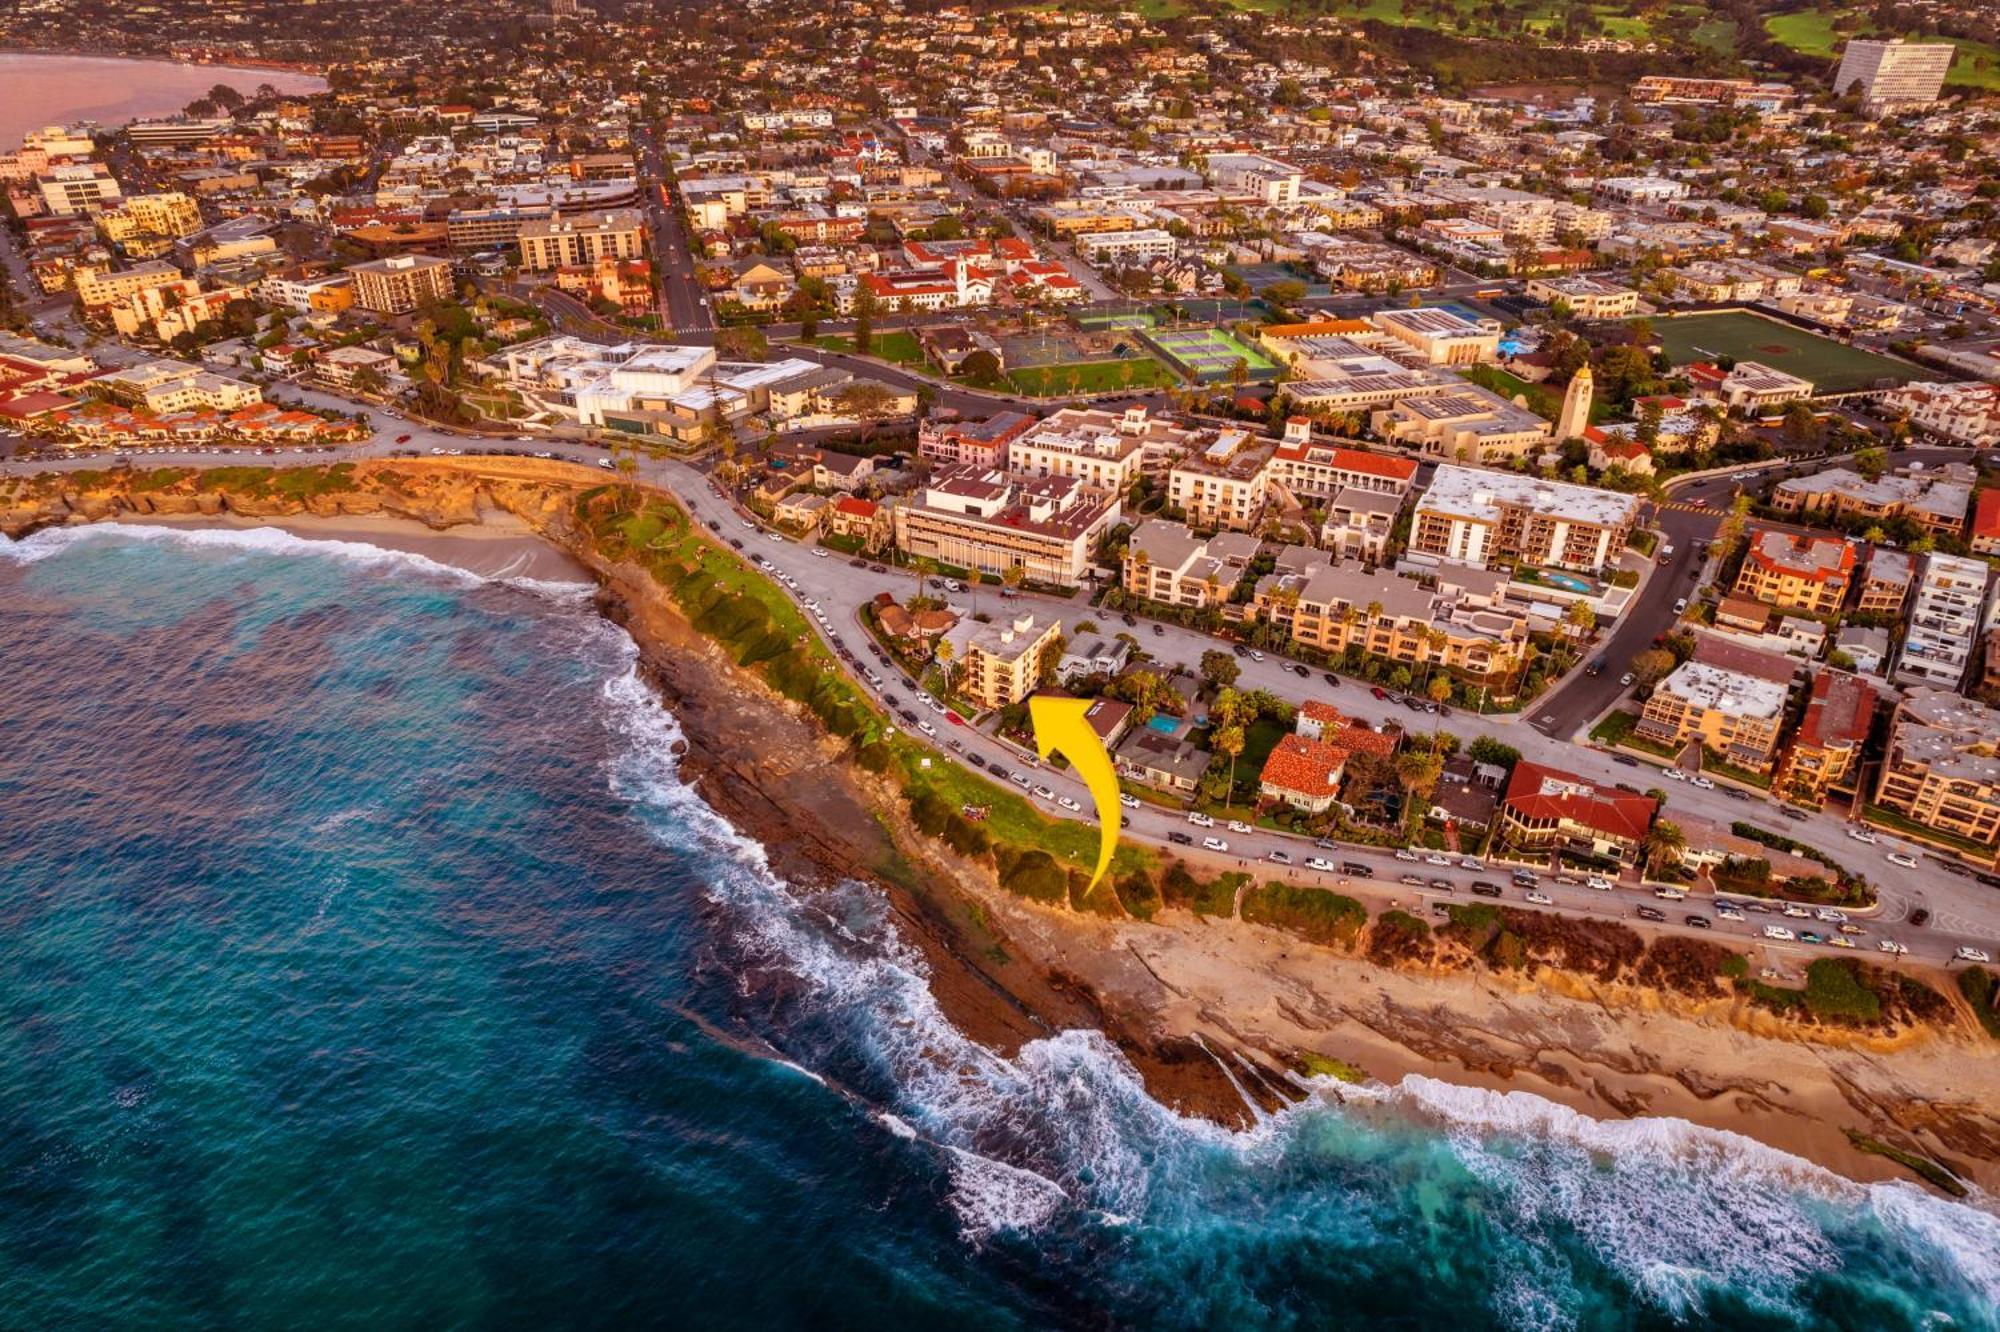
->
[1283,416,1310,445]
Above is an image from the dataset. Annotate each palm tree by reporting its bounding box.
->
[1642,820,1685,879]
[1214,722,1246,808]
[935,639,955,697]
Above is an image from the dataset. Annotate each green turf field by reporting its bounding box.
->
[1652,313,1917,394]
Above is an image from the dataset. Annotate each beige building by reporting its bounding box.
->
[946,614,1062,710]
[893,467,1119,589]
[92,359,263,414]
[349,253,455,314]
[1636,661,1790,772]
[518,209,648,271]
[73,261,186,311]
[1525,276,1638,320]
[1272,563,1528,687]
[1872,688,2000,853]
[1121,521,1259,609]
[1367,307,1499,366]
[96,192,203,254]
[1371,387,1551,464]
[1732,527,1856,616]
[1166,428,1277,531]
[1007,404,1195,494]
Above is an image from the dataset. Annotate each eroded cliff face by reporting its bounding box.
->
[0,460,590,542]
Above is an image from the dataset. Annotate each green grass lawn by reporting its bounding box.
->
[1652,313,1917,394]
[1461,365,1616,425]
[1006,357,1177,397]
[815,330,925,367]
[1764,14,2000,91]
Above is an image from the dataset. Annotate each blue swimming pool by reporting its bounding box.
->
[1540,571,1592,594]
[1146,714,1180,734]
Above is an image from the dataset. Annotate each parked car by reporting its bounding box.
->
[1187,812,1215,828]
[1306,857,1336,872]
[1267,850,1292,865]
[1764,925,1797,941]
[1955,947,1994,964]
[1168,831,1193,846]
[1201,837,1230,853]
[1636,906,1666,922]
[1886,851,1920,869]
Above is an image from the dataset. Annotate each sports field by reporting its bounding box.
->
[1652,313,1917,394]
[1142,327,1280,383]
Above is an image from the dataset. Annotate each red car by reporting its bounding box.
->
[395,434,412,444]
[1370,686,1389,700]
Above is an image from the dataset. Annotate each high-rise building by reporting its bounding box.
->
[1833,39,1956,112]
[1556,366,1592,442]
[348,254,455,314]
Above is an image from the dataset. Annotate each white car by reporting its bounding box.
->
[1459,857,1484,871]
[1826,936,1855,949]
[1306,857,1336,872]
[1663,768,1687,782]
[1956,947,1994,964]
[1032,785,1056,801]
[1201,837,1230,853]
[1267,850,1291,865]
[1118,794,1140,809]
[1846,827,1878,844]
[803,599,821,611]
[1782,904,1812,918]
[1057,796,1083,813]
[812,549,829,560]
[916,720,936,736]
[915,691,935,707]
[1653,886,1687,901]
[1394,849,1420,863]
[1009,773,1032,791]
[1877,939,1909,955]
[1815,908,1847,924]
[1585,874,1612,891]
[1187,812,1215,828]
[1228,820,1252,835]
[1424,854,1452,867]
[1886,851,1920,869]
[1524,890,1553,906]
[1716,904,1746,921]
[1249,651,1265,662]
[1690,776,1715,790]
[1763,925,1797,941]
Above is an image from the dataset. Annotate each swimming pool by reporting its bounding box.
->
[1146,714,1181,735]
[1539,571,1593,594]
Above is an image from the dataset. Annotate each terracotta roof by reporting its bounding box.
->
[834,496,878,517]
[1259,733,1346,799]
[1974,489,2000,540]
[1794,669,1877,749]
[1502,760,1657,843]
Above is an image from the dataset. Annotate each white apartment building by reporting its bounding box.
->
[518,209,648,270]
[1411,464,1642,573]
[1525,276,1638,320]
[38,162,123,216]
[1074,229,1177,265]
[92,360,262,414]
[1167,428,1278,532]
[1204,153,1303,207]
[1265,419,1420,502]
[1893,553,1992,690]
[1005,405,1195,494]
[1879,381,2000,448]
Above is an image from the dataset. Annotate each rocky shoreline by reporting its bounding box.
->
[11,459,2000,1195]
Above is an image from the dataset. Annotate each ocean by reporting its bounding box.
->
[0,53,327,152]
[1,523,1996,1332]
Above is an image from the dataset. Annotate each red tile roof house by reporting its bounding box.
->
[1493,761,1659,866]
[1260,704,1400,813]
[1972,489,2000,557]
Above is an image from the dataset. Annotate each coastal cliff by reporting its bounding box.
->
[12,460,1999,1194]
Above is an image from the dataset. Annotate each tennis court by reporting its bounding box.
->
[1141,327,1280,383]
[1073,310,1159,331]
[1653,313,1917,394]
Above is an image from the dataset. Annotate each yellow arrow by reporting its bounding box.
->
[1028,695,1121,892]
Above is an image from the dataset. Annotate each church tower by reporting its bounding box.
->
[1557,366,1593,441]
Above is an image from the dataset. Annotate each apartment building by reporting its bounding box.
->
[1637,660,1790,772]
[1774,669,1879,808]
[1892,553,1992,690]
[1731,527,1856,616]
[1371,387,1551,464]
[518,209,648,270]
[1204,153,1303,207]
[1689,360,1814,413]
[1272,564,1529,684]
[1167,428,1278,532]
[944,613,1062,711]
[1007,405,1195,494]
[915,410,1035,469]
[72,261,185,311]
[37,163,122,216]
[1769,467,1972,538]
[348,253,455,314]
[1857,547,1916,617]
[1834,38,1956,112]
[1873,688,2000,853]
[1524,276,1638,320]
[1265,423,1419,503]
[1880,381,2000,449]
[1367,308,1499,366]
[1122,521,1259,609]
[1321,489,1402,564]
[256,271,356,315]
[96,192,203,253]
[892,466,1120,588]
[1073,229,1178,265]
[1410,465,1641,573]
[447,206,552,253]
[1493,761,1659,865]
[91,360,262,414]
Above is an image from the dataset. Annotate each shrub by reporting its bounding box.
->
[1367,910,1432,966]
[1241,883,1367,948]
[910,790,953,837]
[1955,967,2000,1039]
[1114,871,1163,921]
[996,847,1068,903]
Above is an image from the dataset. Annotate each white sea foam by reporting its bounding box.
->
[590,593,2000,1328]
[0,521,595,602]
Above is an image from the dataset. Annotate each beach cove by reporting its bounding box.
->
[0,51,326,148]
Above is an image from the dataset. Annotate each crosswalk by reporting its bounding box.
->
[1654,500,1715,513]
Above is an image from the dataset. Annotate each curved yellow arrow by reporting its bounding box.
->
[1028,695,1120,891]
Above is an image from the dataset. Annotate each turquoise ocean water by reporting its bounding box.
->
[1,523,1995,1331]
